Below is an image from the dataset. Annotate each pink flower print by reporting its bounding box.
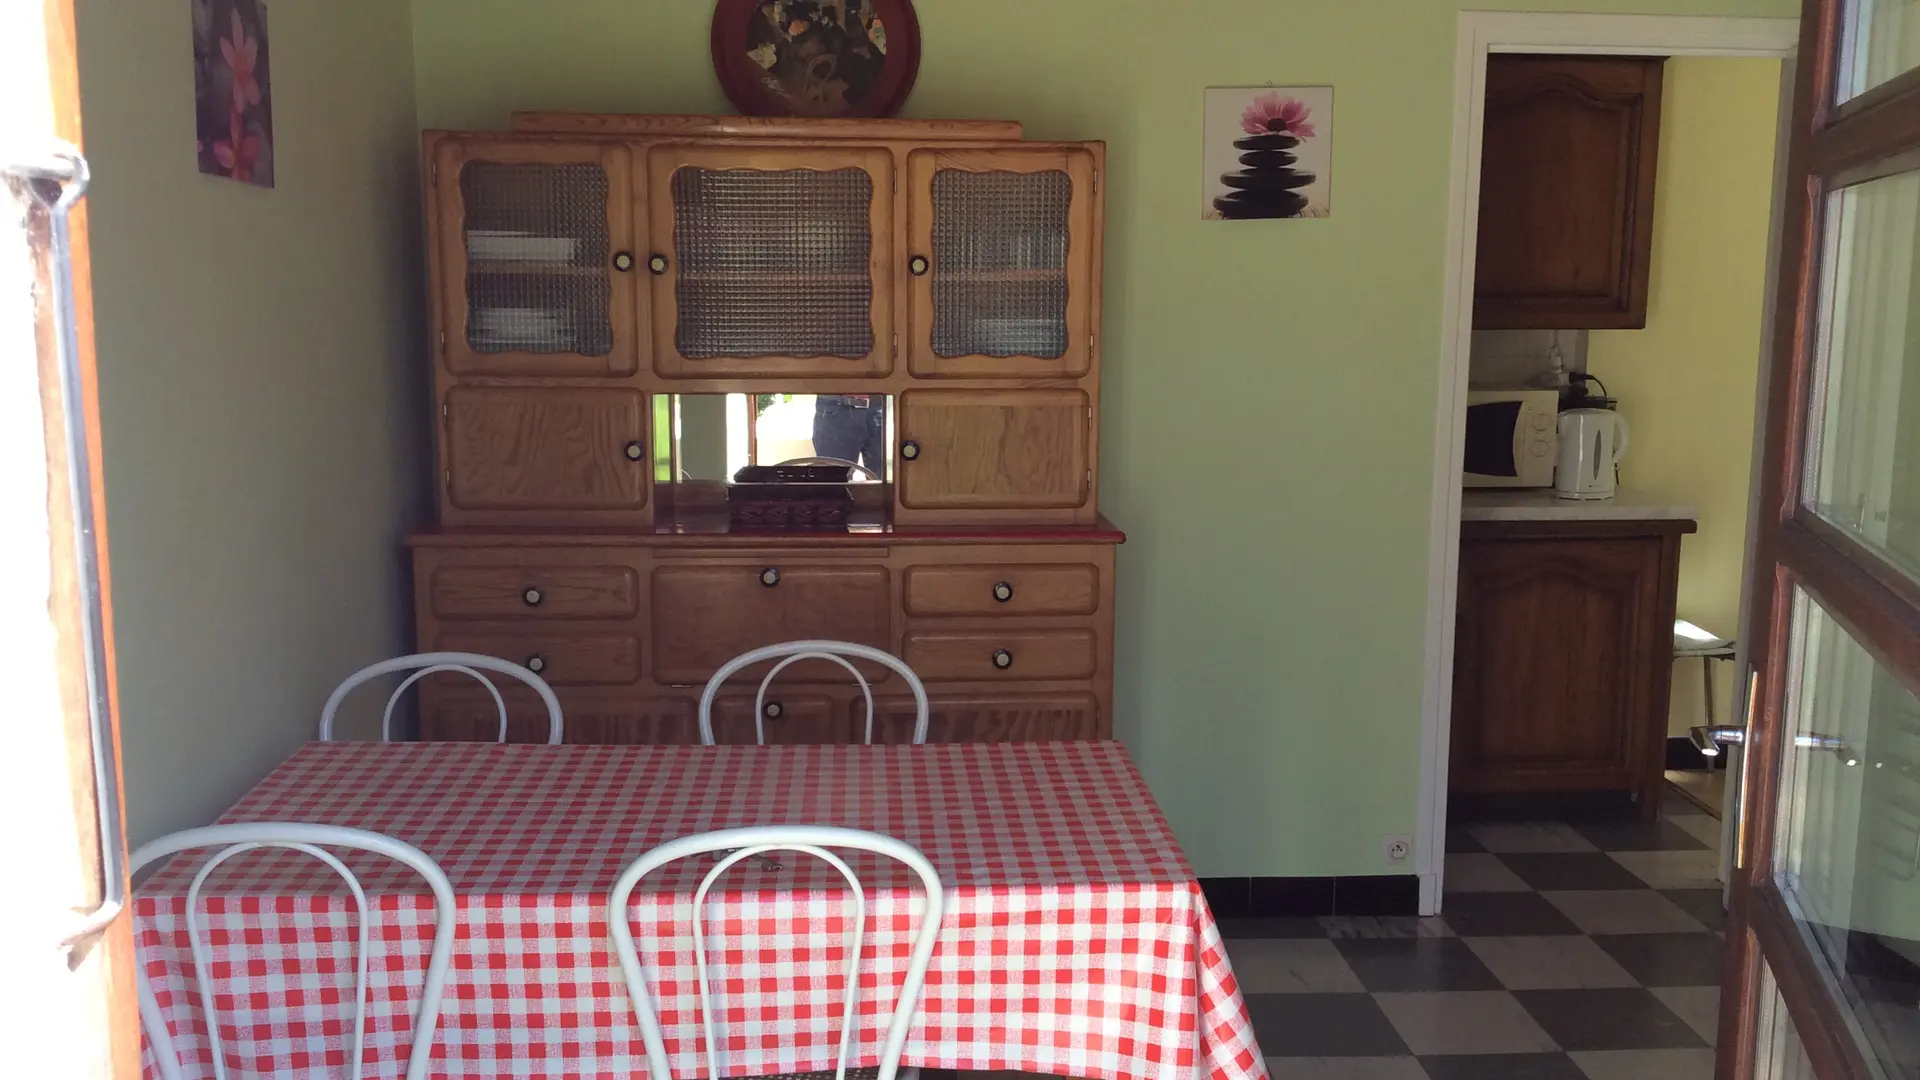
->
[213,110,261,182]
[220,8,261,114]
[1240,93,1316,138]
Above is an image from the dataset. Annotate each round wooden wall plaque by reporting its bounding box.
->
[710,0,922,118]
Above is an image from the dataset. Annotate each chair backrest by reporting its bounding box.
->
[608,825,945,1080]
[130,822,458,1080]
[697,640,928,745]
[318,651,564,744]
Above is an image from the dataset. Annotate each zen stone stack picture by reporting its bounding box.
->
[1204,86,1332,219]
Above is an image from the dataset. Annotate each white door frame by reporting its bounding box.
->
[1417,11,1800,915]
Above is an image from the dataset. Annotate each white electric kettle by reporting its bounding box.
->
[1555,407,1631,500]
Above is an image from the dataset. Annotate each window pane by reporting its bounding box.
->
[1804,170,1920,584]
[1771,588,1920,1078]
[1837,0,1920,103]
[1753,958,1818,1080]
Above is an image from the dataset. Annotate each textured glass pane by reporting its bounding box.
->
[1805,170,1920,584]
[931,170,1071,359]
[672,167,874,359]
[460,161,612,356]
[1772,588,1920,1079]
[1837,0,1920,103]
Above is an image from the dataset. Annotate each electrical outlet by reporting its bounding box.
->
[1382,834,1413,864]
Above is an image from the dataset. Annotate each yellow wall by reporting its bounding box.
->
[76,0,428,846]
[1588,57,1783,740]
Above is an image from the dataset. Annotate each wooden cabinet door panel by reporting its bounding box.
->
[430,631,643,686]
[710,694,849,745]
[1450,537,1661,792]
[651,563,892,684]
[902,563,1100,617]
[647,145,894,380]
[906,145,1099,378]
[430,137,641,376]
[865,692,1101,744]
[896,389,1090,516]
[902,628,1098,682]
[443,387,649,519]
[1474,56,1663,329]
[428,561,639,620]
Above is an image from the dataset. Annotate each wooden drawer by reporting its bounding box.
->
[710,694,848,745]
[902,628,1097,681]
[903,563,1099,617]
[430,631,642,686]
[864,692,1100,743]
[651,562,891,684]
[428,561,639,620]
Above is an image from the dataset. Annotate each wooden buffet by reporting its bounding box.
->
[406,113,1120,744]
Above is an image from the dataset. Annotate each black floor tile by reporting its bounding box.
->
[1514,988,1708,1050]
[1447,826,1487,853]
[1333,937,1502,991]
[1498,852,1653,891]
[1417,1053,1588,1079]
[1216,916,1330,940]
[1572,819,1710,852]
[1442,892,1583,937]
[1243,992,1410,1056]
[1594,933,1730,987]
[1660,888,1726,932]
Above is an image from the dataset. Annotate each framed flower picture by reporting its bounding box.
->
[193,0,274,187]
[1203,87,1332,219]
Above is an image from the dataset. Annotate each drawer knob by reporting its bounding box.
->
[763,701,783,719]
[909,254,930,276]
[613,251,634,272]
[993,581,1015,603]
[624,440,645,461]
[648,253,669,275]
[900,440,920,461]
[760,567,781,587]
[525,654,546,674]
[522,587,544,607]
[992,648,1014,670]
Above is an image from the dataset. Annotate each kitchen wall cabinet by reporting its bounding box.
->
[1449,517,1694,817]
[1474,55,1665,330]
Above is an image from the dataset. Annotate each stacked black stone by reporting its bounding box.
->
[1214,125,1316,219]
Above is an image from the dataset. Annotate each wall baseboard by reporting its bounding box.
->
[1200,875,1420,918]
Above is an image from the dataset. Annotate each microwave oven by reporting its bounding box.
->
[1463,389,1559,488]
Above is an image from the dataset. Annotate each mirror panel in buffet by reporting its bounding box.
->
[656,393,895,483]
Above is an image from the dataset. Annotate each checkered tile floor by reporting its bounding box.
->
[1227,799,1727,1080]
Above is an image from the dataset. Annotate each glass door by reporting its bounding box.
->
[1725,3,1920,1076]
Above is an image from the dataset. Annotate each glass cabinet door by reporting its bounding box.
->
[431,138,641,377]
[906,146,1099,378]
[646,145,894,380]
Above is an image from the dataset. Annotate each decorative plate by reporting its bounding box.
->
[710,0,922,118]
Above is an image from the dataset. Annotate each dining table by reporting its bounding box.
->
[134,740,1268,1080]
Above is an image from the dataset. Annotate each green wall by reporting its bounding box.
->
[409,0,1797,876]
[77,0,427,846]
[1588,57,1782,738]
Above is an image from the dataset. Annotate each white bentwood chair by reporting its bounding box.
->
[608,825,945,1080]
[318,651,564,744]
[697,640,929,746]
[131,823,458,1080]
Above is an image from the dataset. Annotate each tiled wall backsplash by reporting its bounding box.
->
[1469,329,1588,388]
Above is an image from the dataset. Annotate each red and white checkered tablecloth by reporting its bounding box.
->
[134,741,1266,1080]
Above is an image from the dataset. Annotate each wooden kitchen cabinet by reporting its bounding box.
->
[1449,518,1694,817]
[1474,55,1665,329]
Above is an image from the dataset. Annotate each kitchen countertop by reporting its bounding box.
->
[1461,488,1698,522]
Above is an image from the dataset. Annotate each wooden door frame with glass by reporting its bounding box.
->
[1718,0,1920,1077]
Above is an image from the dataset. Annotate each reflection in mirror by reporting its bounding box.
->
[658,394,893,484]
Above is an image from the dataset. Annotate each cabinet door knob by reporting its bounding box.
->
[992,648,1013,670]
[993,581,1014,603]
[763,701,783,719]
[648,253,669,275]
[900,440,920,461]
[525,654,546,674]
[612,251,634,272]
[760,567,781,587]
[522,587,544,607]
[625,440,645,461]
[909,255,930,276]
